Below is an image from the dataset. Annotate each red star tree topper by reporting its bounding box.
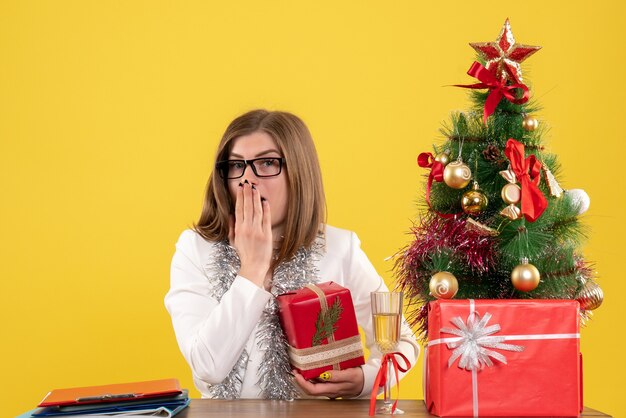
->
[470,18,541,84]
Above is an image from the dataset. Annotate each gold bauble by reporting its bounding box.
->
[511,259,540,292]
[435,152,451,166]
[462,183,489,214]
[501,183,521,205]
[429,271,459,299]
[522,115,539,131]
[576,281,604,311]
[443,160,472,189]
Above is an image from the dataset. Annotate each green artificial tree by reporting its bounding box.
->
[395,19,603,338]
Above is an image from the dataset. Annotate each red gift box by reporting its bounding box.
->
[425,299,582,417]
[277,282,365,380]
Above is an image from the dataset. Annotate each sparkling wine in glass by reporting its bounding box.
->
[371,291,404,415]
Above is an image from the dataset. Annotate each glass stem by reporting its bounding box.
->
[384,357,392,407]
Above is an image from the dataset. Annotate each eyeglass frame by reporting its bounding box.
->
[215,157,286,179]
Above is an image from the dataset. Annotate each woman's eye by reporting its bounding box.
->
[230,161,245,169]
[261,159,277,167]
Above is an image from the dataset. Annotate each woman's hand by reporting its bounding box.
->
[230,180,273,289]
[293,367,365,399]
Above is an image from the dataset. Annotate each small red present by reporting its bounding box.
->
[277,281,365,380]
[425,299,582,417]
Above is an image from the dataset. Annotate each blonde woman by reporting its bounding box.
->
[164,109,419,400]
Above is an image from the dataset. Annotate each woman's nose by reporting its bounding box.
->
[241,169,259,186]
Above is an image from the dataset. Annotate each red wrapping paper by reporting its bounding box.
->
[277,282,365,380]
[425,299,582,417]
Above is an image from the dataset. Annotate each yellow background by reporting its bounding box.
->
[1,1,624,416]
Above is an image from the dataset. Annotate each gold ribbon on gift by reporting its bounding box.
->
[287,284,364,371]
[306,284,337,344]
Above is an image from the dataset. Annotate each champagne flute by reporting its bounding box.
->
[371,291,404,415]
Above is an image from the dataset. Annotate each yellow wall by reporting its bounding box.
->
[2,1,623,416]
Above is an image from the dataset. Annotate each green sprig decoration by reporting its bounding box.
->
[312,297,343,346]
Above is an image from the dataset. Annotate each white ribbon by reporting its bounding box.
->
[440,311,525,370]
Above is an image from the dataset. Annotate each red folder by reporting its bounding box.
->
[38,378,182,407]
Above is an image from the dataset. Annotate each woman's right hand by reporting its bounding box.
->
[229,180,273,289]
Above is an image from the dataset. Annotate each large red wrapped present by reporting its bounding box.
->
[277,282,365,380]
[425,299,582,417]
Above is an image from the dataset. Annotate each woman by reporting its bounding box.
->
[164,109,419,400]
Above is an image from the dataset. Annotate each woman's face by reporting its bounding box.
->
[226,131,289,234]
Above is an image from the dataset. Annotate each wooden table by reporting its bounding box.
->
[177,399,612,417]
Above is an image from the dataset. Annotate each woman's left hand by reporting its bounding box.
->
[293,367,364,399]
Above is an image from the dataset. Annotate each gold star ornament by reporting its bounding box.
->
[470,18,541,84]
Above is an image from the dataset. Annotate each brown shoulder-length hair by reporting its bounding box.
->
[193,109,327,269]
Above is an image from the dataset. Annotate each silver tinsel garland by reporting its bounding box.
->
[203,237,323,400]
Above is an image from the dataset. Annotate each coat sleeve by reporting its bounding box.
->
[344,231,420,398]
[164,230,272,384]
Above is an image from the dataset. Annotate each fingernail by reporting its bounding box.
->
[261,197,266,202]
[251,184,256,190]
[238,182,243,187]
[244,179,249,184]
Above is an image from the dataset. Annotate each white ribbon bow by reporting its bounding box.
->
[440,311,524,371]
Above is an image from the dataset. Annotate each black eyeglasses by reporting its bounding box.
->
[216,157,285,179]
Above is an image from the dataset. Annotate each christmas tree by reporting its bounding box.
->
[395,19,603,339]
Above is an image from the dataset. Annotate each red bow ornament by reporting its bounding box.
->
[417,153,444,182]
[417,153,448,216]
[455,62,530,124]
[417,152,444,210]
[503,138,547,222]
[417,153,464,219]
